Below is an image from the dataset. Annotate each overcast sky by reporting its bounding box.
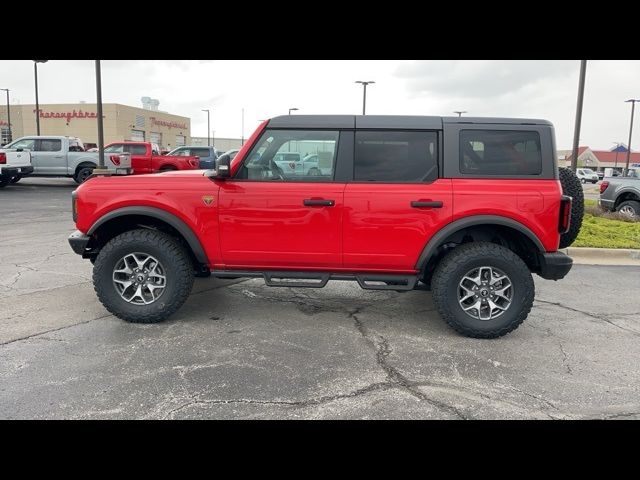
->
[2,60,640,150]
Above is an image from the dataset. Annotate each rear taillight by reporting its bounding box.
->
[600,181,609,194]
[0,152,6,164]
[559,195,572,234]
[110,154,121,166]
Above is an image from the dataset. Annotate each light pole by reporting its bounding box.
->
[0,88,10,143]
[624,99,640,176]
[355,81,375,115]
[570,60,587,172]
[95,60,106,171]
[33,60,48,135]
[202,109,211,147]
[453,111,467,117]
[288,107,298,115]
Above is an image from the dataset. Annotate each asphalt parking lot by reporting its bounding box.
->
[1,178,639,419]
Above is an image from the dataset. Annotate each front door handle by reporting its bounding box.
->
[303,199,335,207]
[411,200,443,208]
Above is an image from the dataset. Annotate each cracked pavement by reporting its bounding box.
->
[1,178,640,419]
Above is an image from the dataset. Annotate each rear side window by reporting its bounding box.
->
[460,130,542,175]
[191,148,211,158]
[37,139,62,152]
[354,131,438,182]
[127,144,147,155]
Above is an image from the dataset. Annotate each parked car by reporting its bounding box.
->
[166,146,219,169]
[3,136,130,183]
[0,147,33,188]
[600,169,640,218]
[576,168,598,184]
[223,149,239,161]
[597,170,604,180]
[104,141,199,174]
[69,115,581,339]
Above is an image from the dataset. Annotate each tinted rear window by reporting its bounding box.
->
[128,145,147,155]
[354,131,438,182]
[460,130,542,175]
[38,139,62,152]
[191,148,211,158]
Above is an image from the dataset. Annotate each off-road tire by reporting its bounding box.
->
[93,229,194,323]
[431,242,535,339]
[617,200,640,218]
[0,176,10,188]
[558,167,584,249]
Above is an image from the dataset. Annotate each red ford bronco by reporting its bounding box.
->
[68,115,583,338]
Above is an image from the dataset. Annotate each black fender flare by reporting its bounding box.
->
[415,215,545,271]
[614,187,640,206]
[87,206,208,264]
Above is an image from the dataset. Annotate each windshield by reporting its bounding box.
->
[582,168,595,174]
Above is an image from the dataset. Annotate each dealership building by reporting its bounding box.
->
[0,102,191,150]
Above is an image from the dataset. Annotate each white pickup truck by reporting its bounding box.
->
[0,147,33,188]
[2,136,131,184]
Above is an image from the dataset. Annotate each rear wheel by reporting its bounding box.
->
[617,200,640,218]
[93,229,195,323]
[74,166,94,184]
[431,242,534,339]
[307,167,321,176]
[0,177,10,188]
[558,167,584,249]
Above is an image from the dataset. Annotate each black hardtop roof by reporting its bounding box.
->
[267,115,552,129]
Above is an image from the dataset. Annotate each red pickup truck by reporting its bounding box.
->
[104,141,199,174]
[69,115,584,339]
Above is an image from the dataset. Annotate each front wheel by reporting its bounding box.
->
[93,229,195,323]
[580,178,586,184]
[431,242,534,339]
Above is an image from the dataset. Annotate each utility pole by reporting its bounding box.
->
[570,60,587,172]
[94,60,107,172]
[624,99,640,176]
[0,89,10,143]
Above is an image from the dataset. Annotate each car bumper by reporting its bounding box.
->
[68,230,91,255]
[537,252,573,280]
[18,166,34,175]
[0,166,19,178]
[599,198,615,211]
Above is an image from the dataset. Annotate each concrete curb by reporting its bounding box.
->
[560,247,640,266]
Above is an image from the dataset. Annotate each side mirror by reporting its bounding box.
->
[214,153,231,179]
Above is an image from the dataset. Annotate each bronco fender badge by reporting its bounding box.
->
[202,196,214,206]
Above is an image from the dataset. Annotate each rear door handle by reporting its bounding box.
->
[303,199,335,207]
[411,200,443,208]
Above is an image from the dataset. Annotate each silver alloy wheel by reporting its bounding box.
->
[619,205,637,217]
[458,266,513,321]
[112,252,166,305]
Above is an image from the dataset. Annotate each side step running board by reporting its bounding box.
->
[264,271,330,288]
[355,274,417,291]
[212,270,419,291]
